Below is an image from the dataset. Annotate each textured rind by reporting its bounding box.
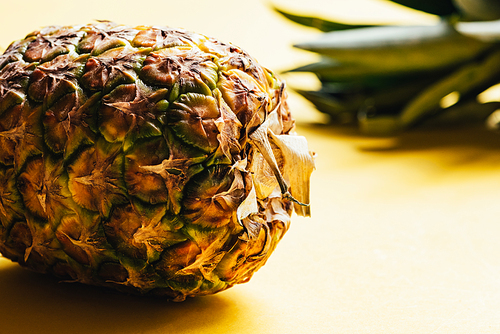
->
[0,22,296,301]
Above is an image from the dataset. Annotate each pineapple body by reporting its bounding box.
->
[0,22,311,301]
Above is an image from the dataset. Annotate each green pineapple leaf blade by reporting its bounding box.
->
[286,57,454,85]
[428,99,500,126]
[293,22,493,74]
[274,6,373,32]
[359,48,500,135]
[360,99,500,136]
[385,0,458,16]
[293,88,358,117]
[291,69,445,123]
[456,19,500,42]
[398,48,500,129]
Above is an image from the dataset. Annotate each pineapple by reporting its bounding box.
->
[277,0,500,135]
[0,22,315,301]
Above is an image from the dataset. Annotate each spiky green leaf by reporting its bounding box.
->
[274,7,373,32]
[386,0,458,16]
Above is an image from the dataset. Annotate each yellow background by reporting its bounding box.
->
[1,0,500,333]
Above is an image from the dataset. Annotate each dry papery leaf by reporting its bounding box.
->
[238,108,315,222]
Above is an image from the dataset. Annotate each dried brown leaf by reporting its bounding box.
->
[247,109,315,216]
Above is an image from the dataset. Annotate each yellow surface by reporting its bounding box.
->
[1,1,500,333]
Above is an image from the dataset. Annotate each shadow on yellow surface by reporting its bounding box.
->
[0,258,239,334]
[300,122,500,165]
[302,122,500,150]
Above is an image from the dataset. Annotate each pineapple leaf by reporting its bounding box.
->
[428,100,500,126]
[486,107,500,130]
[399,48,500,129]
[267,132,315,216]
[249,110,315,215]
[294,22,492,74]
[457,19,500,42]
[360,48,500,135]
[274,7,373,32]
[385,0,458,17]
[293,88,359,117]
[287,57,454,85]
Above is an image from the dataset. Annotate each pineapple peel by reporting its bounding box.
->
[0,22,314,301]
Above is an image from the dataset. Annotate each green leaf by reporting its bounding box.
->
[385,0,458,16]
[294,22,492,74]
[274,7,373,32]
[398,48,500,128]
[457,19,500,42]
[293,89,358,121]
[427,100,500,126]
[287,57,453,86]
[292,70,439,118]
